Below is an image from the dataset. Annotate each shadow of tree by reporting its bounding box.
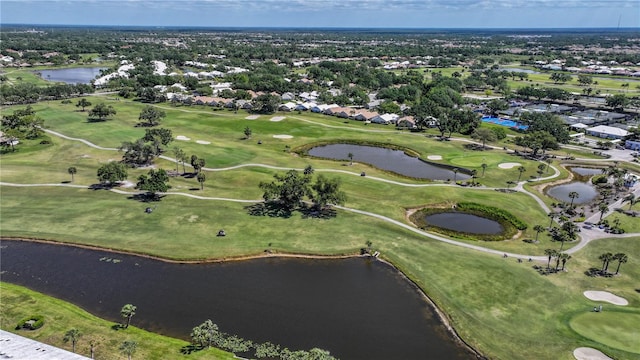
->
[110,323,124,331]
[584,267,613,278]
[179,344,203,354]
[300,206,337,219]
[127,193,164,202]
[244,202,292,218]
[89,183,116,191]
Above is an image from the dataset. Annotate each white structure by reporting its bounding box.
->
[0,330,91,359]
[93,63,135,86]
[371,113,399,124]
[279,102,297,112]
[152,60,167,75]
[586,125,629,139]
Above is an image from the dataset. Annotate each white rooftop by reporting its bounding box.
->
[587,125,629,137]
[0,330,91,359]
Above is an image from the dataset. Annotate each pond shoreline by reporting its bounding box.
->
[1,236,485,359]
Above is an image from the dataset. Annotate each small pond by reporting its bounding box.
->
[423,212,504,235]
[0,240,474,360]
[570,167,602,176]
[547,182,598,204]
[308,144,470,181]
[37,67,105,84]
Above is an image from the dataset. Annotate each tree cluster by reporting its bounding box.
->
[259,170,346,213]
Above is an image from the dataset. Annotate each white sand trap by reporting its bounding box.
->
[176,135,191,141]
[196,140,211,145]
[498,162,521,169]
[427,155,442,160]
[573,347,613,360]
[583,291,628,305]
[270,116,286,122]
[245,115,259,120]
[273,134,293,139]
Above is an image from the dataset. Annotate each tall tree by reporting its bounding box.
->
[137,105,165,127]
[119,340,138,360]
[190,319,219,349]
[516,166,526,183]
[623,193,636,210]
[481,163,488,177]
[67,166,77,182]
[197,172,206,190]
[243,126,252,139]
[471,128,497,149]
[173,146,186,173]
[533,224,545,243]
[598,202,609,221]
[605,94,629,111]
[311,174,346,210]
[120,304,137,329]
[259,170,311,211]
[544,249,557,269]
[88,103,116,122]
[97,162,127,185]
[599,252,614,273]
[613,253,628,274]
[75,98,91,112]
[568,191,579,207]
[63,328,81,353]
[136,169,170,197]
[559,253,571,271]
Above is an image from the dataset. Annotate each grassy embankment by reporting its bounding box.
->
[2,98,639,359]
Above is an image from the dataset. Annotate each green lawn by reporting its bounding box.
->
[2,97,639,360]
[569,311,640,354]
[0,282,234,360]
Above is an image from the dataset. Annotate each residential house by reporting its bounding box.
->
[396,116,416,129]
[371,113,399,125]
[279,102,297,112]
[353,110,379,122]
[625,139,640,151]
[281,92,295,101]
[324,106,353,118]
[311,104,338,113]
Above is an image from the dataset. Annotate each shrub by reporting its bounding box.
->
[16,315,44,330]
[592,175,608,185]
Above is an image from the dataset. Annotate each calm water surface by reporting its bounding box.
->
[38,67,105,84]
[424,212,504,234]
[547,182,598,204]
[570,167,602,176]
[308,144,470,181]
[0,240,473,360]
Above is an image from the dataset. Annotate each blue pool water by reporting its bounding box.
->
[481,116,529,130]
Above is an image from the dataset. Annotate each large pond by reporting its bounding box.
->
[37,67,105,84]
[570,167,602,176]
[547,182,598,204]
[424,212,504,235]
[308,144,470,181]
[0,240,474,360]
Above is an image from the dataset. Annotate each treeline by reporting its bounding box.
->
[0,82,94,104]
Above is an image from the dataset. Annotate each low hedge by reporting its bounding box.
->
[16,315,45,330]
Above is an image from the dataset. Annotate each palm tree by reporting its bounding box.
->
[347,152,354,166]
[120,304,136,329]
[613,253,628,274]
[63,328,81,353]
[533,225,545,243]
[452,168,459,183]
[197,172,206,190]
[598,202,609,221]
[624,193,636,211]
[560,253,571,270]
[516,166,526,183]
[544,248,557,269]
[599,252,614,273]
[481,163,488,177]
[172,146,185,174]
[545,158,553,173]
[568,191,579,207]
[67,166,77,182]
[548,212,558,228]
[119,340,138,360]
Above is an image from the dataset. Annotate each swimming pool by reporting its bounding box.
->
[481,116,529,130]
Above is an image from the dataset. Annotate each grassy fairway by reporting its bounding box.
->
[0,283,234,360]
[2,97,639,360]
[569,311,640,354]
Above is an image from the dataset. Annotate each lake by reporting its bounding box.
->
[37,67,105,84]
[0,240,474,360]
[570,167,602,176]
[423,212,504,235]
[308,144,470,181]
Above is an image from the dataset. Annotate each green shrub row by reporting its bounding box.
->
[457,202,528,230]
[15,314,45,330]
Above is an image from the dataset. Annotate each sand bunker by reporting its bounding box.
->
[583,291,628,305]
[573,347,613,360]
[270,116,286,122]
[119,181,135,188]
[245,115,259,120]
[427,155,442,160]
[272,134,293,139]
[196,140,211,145]
[498,162,521,169]
[176,135,191,141]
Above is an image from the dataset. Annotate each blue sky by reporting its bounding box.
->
[2,0,639,28]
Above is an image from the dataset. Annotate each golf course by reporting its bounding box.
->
[1,96,639,360]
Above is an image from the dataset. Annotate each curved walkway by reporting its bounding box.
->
[21,127,640,259]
